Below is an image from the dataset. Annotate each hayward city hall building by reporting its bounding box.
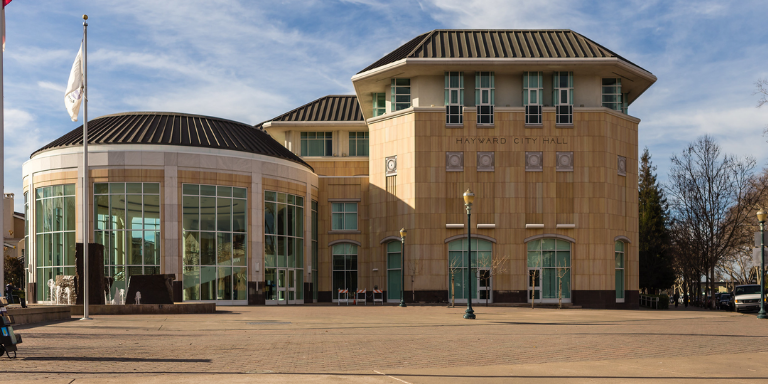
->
[22,30,655,308]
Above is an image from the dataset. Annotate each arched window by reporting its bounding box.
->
[386,241,402,301]
[615,241,625,302]
[332,243,357,300]
[447,238,492,303]
[527,239,571,303]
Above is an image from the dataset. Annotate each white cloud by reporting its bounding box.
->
[37,81,65,93]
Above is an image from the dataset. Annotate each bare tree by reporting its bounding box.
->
[556,258,569,309]
[482,254,510,307]
[407,255,419,304]
[719,246,756,289]
[667,136,766,309]
[448,257,461,308]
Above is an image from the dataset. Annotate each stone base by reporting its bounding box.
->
[7,306,72,325]
[69,302,216,316]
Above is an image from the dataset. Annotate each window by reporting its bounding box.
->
[332,243,357,299]
[181,184,247,302]
[263,191,304,302]
[387,241,402,301]
[331,202,357,231]
[602,78,627,114]
[527,239,570,301]
[553,72,573,124]
[311,200,318,301]
[447,238,492,302]
[348,132,369,157]
[372,92,386,117]
[523,72,543,125]
[445,72,464,125]
[94,182,161,302]
[615,241,625,302]
[300,132,333,157]
[35,184,76,302]
[24,192,29,287]
[391,78,411,111]
[475,72,494,125]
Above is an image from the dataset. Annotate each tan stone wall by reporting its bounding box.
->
[363,108,638,299]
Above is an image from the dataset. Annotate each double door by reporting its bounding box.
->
[266,268,301,305]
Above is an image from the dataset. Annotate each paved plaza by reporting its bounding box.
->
[3,305,768,383]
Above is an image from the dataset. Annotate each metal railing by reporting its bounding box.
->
[639,294,659,309]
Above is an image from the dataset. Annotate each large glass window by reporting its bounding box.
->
[94,182,161,301]
[553,71,573,124]
[372,92,386,117]
[264,191,304,302]
[445,71,464,125]
[332,243,357,299]
[181,184,247,302]
[447,238,492,301]
[35,184,76,302]
[300,132,333,157]
[523,71,543,125]
[527,239,571,300]
[331,202,357,230]
[391,78,411,112]
[24,192,29,290]
[615,241,625,301]
[349,132,369,157]
[602,78,627,114]
[387,241,402,301]
[475,72,495,125]
[311,200,318,301]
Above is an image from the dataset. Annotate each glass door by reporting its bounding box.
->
[528,268,541,303]
[287,269,297,304]
[478,269,491,303]
[277,269,287,304]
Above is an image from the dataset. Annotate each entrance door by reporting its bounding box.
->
[287,269,296,304]
[277,269,287,304]
[478,269,492,303]
[528,268,541,303]
[267,268,303,305]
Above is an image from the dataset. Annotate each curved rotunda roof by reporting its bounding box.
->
[31,112,312,171]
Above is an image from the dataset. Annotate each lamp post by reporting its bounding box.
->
[399,228,407,307]
[463,189,476,319]
[758,208,766,319]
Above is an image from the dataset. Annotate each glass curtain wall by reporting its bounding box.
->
[182,184,247,302]
[332,243,357,300]
[35,184,76,302]
[527,239,571,301]
[264,191,304,303]
[24,192,29,290]
[447,238,491,302]
[386,241,401,301]
[311,200,318,301]
[94,182,161,300]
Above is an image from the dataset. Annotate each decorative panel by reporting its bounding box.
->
[446,152,464,172]
[385,155,397,176]
[556,151,574,172]
[617,155,627,176]
[525,151,543,172]
[477,152,494,172]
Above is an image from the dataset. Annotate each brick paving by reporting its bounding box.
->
[2,305,768,382]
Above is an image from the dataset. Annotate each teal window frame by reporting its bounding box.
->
[447,238,492,301]
[526,239,571,300]
[615,241,625,301]
[391,78,411,112]
[311,200,318,301]
[602,78,627,114]
[475,72,495,125]
[386,241,402,300]
[523,71,543,125]
[300,132,333,157]
[553,71,573,125]
[332,243,357,299]
[445,72,464,125]
[331,202,357,231]
[372,92,386,117]
[348,132,369,157]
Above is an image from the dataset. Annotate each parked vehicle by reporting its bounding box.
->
[718,293,731,310]
[729,285,763,312]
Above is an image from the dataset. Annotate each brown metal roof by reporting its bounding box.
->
[357,29,650,74]
[266,95,364,123]
[32,112,313,171]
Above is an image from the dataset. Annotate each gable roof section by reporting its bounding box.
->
[267,95,364,123]
[357,29,649,75]
[31,112,313,171]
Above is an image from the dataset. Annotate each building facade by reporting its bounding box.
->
[22,29,655,308]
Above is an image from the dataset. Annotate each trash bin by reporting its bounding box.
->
[0,297,22,358]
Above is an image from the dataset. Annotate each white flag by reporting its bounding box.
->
[64,43,84,122]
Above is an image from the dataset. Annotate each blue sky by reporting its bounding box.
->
[3,0,768,211]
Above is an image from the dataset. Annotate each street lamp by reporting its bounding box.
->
[399,228,407,308]
[758,208,766,319]
[463,189,476,320]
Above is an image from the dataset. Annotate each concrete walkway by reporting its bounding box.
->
[4,305,767,383]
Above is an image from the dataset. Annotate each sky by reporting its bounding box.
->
[3,0,768,212]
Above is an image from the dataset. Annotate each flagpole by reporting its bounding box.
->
[0,5,5,293]
[80,14,90,320]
